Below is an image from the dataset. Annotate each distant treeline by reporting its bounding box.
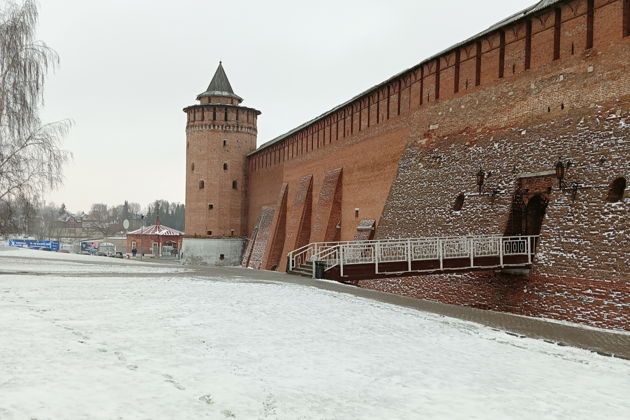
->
[143,200,185,231]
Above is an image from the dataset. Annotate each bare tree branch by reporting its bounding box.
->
[0,0,70,233]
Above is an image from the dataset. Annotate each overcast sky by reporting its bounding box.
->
[37,0,536,213]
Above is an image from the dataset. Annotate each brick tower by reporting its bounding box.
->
[181,62,260,265]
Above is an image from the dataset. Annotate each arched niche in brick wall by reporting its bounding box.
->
[505,174,554,236]
[606,177,627,203]
[453,193,465,211]
[525,195,548,236]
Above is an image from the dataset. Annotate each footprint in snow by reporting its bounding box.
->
[114,351,126,362]
[198,394,214,405]
[163,374,185,390]
[261,394,277,417]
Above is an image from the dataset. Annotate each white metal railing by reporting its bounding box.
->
[287,235,539,278]
[287,241,349,271]
[287,237,417,271]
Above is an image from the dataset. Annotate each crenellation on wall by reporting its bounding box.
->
[247,0,625,175]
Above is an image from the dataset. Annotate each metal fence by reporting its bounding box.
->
[288,235,539,278]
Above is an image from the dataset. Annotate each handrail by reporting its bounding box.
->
[289,235,540,278]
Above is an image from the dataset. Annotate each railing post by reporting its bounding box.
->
[312,259,316,279]
[407,239,412,272]
[469,237,474,268]
[499,236,504,267]
[340,245,344,277]
[527,236,532,265]
[439,239,443,271]
[375,242,379,274]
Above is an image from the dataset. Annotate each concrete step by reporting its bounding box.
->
[289,267,313,278]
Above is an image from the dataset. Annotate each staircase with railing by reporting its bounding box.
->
[287,235,539,281]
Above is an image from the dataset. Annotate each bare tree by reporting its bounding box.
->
[0,199,16,235]
[0,0,70,206]
[39,202,63,241]
[88,203,119,237]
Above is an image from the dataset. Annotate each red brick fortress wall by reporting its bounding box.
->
[372,0,629,330]
[247,117,411,271]
[243,0,629,329]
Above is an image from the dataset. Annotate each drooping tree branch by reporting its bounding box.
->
[0,0,70,220]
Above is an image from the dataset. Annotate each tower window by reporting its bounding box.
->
[606,177,627,203]
[191,162,195,172]
[453,193,465,211]
[232,180,238,190]
[199,180,205,189]
[223,162,228,171]
[230,229,235,236]
[223,139,227,147]
[208,204,214,210]
[207,231,212,236]
[219,254,225,260]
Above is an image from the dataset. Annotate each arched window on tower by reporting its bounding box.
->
[232,180,238,190]
[191,162,195,172]
[606,177,626,203]
[199,180,205,189]
[223,162,228,171]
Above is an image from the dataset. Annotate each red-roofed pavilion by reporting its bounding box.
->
[127,219,183,257]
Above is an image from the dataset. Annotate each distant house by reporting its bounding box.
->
[55,214,85,238]
[126,220,183,257]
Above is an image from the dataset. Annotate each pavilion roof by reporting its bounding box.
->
[128,224,183,236]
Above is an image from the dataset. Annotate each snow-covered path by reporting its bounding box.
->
[1,250,629,419]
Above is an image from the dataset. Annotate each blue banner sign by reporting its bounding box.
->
[8,239,60,251]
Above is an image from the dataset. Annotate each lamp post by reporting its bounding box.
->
[555,159,572,189]
[140,214,145,260]
[476,169,485,194]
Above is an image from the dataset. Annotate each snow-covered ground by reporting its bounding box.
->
[0,247,190,274]
[1,250,629,419]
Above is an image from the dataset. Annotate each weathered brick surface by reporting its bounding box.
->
[261,183,288,270]
[240,214,259,267]
[375,103,629,329]
[244,206,275,270]
[359,270,629,331]
[284,174,313,254]
[353,219,376,241]
[311,168,342,243]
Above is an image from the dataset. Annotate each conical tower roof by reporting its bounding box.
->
[197,62,243,103]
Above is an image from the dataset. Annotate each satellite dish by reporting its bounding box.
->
[123,219,130,230]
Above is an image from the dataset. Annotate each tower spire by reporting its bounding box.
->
[197,62,243,103]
